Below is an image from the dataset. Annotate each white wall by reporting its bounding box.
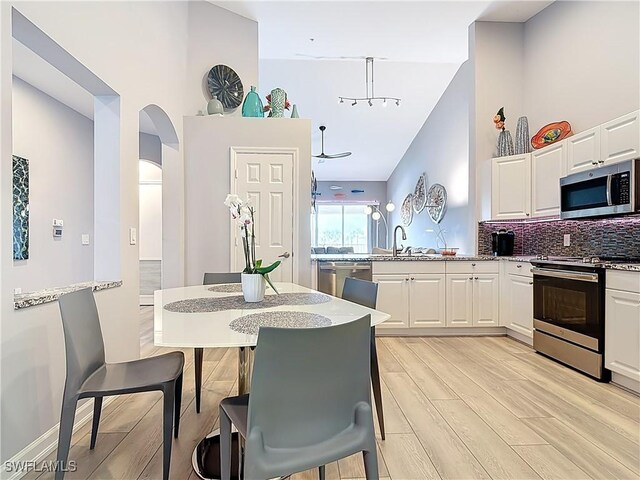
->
[139,132,161,165]
[186,1,258,117]
[524,1,640,133]
[183,116,311,287]
[387,62,474,254]
[11,76,94,292]
[0,1,258,462]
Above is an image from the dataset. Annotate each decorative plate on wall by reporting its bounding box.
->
[426,183,447,224]
[413,172,428,214]
[400,194,414,226]
[207,65,244,110]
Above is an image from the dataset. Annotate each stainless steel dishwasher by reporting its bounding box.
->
[317,262,373,297]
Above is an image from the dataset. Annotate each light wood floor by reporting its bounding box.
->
[28,307,640,480]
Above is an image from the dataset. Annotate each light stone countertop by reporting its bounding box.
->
[14,280,123,310]
[311,254,535,262]
[605,263,640,272]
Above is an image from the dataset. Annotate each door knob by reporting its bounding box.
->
[278,252,291,259]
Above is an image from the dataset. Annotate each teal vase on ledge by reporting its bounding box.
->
[242,86,264,118]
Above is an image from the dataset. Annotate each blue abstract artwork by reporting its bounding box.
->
[13,155,29,260]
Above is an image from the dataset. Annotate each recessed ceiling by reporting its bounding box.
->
[216,1,553,181]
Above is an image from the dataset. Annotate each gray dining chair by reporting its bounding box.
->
[56,288,184,480]
[219,315,379,480]
[195,272,242,413]
[342,277,385,440]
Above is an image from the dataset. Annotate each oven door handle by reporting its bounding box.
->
[531,267,599,283]
[606,174,613,206]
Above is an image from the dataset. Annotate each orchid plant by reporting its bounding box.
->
[224,194,280,293]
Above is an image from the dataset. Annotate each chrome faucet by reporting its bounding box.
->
[392,225,407,257]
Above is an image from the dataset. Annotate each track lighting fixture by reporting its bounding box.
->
[339,57,401,108]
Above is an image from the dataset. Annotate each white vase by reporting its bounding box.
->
[241,273,266,302]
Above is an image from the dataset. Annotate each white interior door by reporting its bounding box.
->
[232,150,295,282]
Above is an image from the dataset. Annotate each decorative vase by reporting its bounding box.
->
[242,86,264,118]
[515,116,530,154]
[207,95,224,116]
[290,104,299,118]
[269,88,286,118]
[241,273,265,302]
[497,130,515,157]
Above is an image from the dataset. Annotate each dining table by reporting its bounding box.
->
[154,282,390,480]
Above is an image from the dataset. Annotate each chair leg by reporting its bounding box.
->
[362,448,379,480]
[370,327,385,440]
[219,407,232,480]
[162,383,175,480]
[90,397,103,450]
[55,396,78,480]
[174,373,183,438]
[194,347,203,413]
[318,465,326,480]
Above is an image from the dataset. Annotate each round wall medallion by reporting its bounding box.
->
[427,184,447,224]
[207,65,244,110]
[400,194,414,226]
[413,173,428,214]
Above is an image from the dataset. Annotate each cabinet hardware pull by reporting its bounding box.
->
[471,263,476,267]
[516,264,522,268]
[529,281,534,285]
[468,277,473,280]
[410,277,415,281]
[475,277,479,280]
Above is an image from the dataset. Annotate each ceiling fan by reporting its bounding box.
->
[313,126,352,163]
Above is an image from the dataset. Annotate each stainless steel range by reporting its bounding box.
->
[531,255,614,381]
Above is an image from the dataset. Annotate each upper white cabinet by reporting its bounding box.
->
[600,111,640,165]
[567,126,601,174]
[531,141,567,218]
[491,154,531,220]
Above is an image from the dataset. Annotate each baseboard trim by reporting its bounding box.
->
[505,328,534,346]
[377,326,507,336]
[139,295,154,306]
[611,372,640,395]
[1,397,114,480]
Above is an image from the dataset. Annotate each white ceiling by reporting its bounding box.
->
[217,0,553,181]
[12,38,158,135]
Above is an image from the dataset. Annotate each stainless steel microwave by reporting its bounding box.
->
[560,158,639,219]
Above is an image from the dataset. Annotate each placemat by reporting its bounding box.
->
[229,311,332,335]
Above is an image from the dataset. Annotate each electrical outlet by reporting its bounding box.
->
[14,287,21,294]
[563,234,571,247]
[129,227,137,245]
[81,234,90,245]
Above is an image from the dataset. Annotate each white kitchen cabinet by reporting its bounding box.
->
[531,141,567,218]
[505,274,534,337]
[473,274,500,326]
[373,274,409,329]
[567,127,601,174]
[600,110,640,166]
[446,274,474,327]
[409,274,446,327]
[605,270,640,387]
[491,154,531,220]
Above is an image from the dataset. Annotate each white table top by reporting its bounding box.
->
[154,283,390,349]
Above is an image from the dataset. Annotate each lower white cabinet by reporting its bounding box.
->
[373,274,410,329]
[446,274,499,327]
[605,288,640,383]
[409,274,446,327]
[504,274,534,337]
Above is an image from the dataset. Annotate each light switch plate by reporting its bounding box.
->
[563,234,571,247]
[129,227,137,245]
[81,234,90,245]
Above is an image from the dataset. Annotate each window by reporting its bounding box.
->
[313,203,369,253]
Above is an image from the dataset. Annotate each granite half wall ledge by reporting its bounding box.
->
[14,280,123,310]
[478,214,640,258]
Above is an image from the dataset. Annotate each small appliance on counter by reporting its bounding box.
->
[491,229,515,256]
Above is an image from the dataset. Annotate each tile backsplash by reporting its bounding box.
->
[478,215,640,258]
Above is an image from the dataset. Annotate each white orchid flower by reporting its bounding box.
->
[238,212,253,227]
[224,194,242,208]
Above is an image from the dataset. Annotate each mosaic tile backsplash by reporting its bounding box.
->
[478,215,640,258]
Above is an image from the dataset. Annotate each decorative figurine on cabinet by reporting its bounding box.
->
[494,107,514,157]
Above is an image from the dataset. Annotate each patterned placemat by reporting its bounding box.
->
[164,292,332,313]
[207,284,243,293]
[229,311,332,335]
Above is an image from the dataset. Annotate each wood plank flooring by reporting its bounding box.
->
[31,307,640,479]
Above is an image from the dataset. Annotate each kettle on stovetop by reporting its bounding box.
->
[491,229,515,256]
